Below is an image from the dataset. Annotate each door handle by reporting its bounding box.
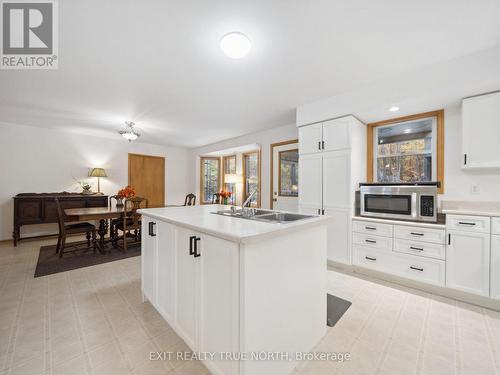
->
[365,256,376,261]
[150,222,156,236]
[189,235,196,255]
[365,239,377,244]
[318,141,321,150]
[410,232,424,236]
[410,246,424,251]
[148,222,153,236]
[322,140,325,150]
[272,198,277,202]
[194,237,201,258]
[410,266,424,272]
[458,222,476,226]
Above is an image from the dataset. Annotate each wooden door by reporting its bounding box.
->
[128,154,165,207]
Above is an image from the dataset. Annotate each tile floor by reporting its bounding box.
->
[1,237,500,375]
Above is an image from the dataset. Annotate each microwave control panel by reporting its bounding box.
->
[420,196,435,217]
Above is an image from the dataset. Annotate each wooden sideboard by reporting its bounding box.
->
[13,193,108,246]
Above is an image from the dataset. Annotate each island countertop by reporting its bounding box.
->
[138,204,333,244]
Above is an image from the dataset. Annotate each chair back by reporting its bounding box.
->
[184,193,196,206]
[54,198,66,236]
[109,195,120,208]
[124,197,148,230]
[211,193,221,204]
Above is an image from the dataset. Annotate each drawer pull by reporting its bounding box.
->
[365,239,377,244]
[365,256,377,261]
[458,222,476,226]
[365,226,377,230]
[409,246,424,251]
[410,232,424,236]
[410,266,424,272]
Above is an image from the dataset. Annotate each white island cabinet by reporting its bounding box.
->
[138,205,330,375]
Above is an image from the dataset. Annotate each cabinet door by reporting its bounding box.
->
[462,92,500,169]
[298,123,322,155]
[446,230,490,296]
[156,221,175,323]
[298,154,323,208]
[141,217,157,305]
[322,150,351,209]
[322,117,351,151]
[174,227,199,349]
[491,235,500,300]
[299,206,321,215]
[324,208,351,264]
[199,235,240,375]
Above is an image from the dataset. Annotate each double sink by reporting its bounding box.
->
[212,207,316,223]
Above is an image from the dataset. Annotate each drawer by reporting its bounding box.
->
[393,239,445,260]
[353,246,445,286]
[394,225,446,244]
[492,217,500,235]
[353,232,393,250]
[446,215,491,234]
[352,220,393,237]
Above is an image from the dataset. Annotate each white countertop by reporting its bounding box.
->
[441,201,500,217]
[138,205,333,244]
[352,215,446,229]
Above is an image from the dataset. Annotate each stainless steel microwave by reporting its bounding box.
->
[359,182,438,223]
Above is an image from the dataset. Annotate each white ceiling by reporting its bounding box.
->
[1,0,500,147]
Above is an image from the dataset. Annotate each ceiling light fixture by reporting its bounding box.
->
[220,32,251,59]
[389,106,400,112]
[119,121,140,142]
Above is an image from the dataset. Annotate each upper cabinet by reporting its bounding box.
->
[298,117,351,155]
[462,91,500,169]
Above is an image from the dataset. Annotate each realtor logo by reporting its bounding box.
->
[1,0,58,69]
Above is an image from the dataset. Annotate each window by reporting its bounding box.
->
[279,149,298,197]
[223,155,237,204]
[367,110,444,193]
[243,151,260,207]
[200,157,220,204]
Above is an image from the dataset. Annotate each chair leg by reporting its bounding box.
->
[56,234,61,254]
[123,230,128,252]
[86,231,91,246]
[59,236,66,258]
[92,230,97,253]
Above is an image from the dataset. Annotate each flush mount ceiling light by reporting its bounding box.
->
[389,106,400,112]
[119,121,141,142]
[220,32,251,59]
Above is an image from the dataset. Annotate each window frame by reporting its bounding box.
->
[242,151,261,208]
[278,148,299,197]
[366,110,444,194]
[199,156,221,204]
[222,155,237,204]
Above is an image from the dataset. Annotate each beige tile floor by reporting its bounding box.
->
[1,237,500,375]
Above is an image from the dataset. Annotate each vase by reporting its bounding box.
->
[116,198,124,207]
[81,188,93,195]
[223,197,229,205]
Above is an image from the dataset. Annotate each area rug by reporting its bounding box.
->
[34,241,140,277]
[327,293,352,327]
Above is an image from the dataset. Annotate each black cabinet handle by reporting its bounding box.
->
[365,256,376,261]
[322,140,325,150]
[189,235,196,255]
[365,226,377,230]
[410,266,424,272]
[448,233,451,245]
[322,209,325,215]
[410,232,424,236]
[317,208,321,215]
[150,222,156,236]
[458,222,476,226]
[365,239,377,244]
[318,141,321,150]
[410,246,424,251]
[194,237,201,258]
[464,153,467,165]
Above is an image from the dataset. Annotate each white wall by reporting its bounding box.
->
[0,123,192,241]
[191,124,298,209]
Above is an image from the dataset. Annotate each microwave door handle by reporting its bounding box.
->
[411,193,418,218]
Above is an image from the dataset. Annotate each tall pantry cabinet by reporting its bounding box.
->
[298,116,366,265]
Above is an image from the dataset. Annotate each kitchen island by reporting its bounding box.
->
[138,204,331,375]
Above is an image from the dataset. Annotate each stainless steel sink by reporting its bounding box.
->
[253,212,315,223]
[212,208,316,223]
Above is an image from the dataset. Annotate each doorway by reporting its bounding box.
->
[128,153,165,208]
[270,140,299,211]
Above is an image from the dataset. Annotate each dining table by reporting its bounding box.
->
[64,206,126,249]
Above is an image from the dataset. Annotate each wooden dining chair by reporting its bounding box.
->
[211,193,221,204]
[184,193,196,206]
[54,198,97,258]
[109,195,120,207]
[115,197,148,252]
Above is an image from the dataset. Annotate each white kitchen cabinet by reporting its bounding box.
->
[446,230,490,296]
[156,221,175,323]
[175,227,199,349]
[491,235,500,300]
[141,217,157,304]
[324,208,350,264]
[322,117,351,151]
[322,150,350,209]
[462,91,500,169]
[298,153,322,209]
[298,123,322,155]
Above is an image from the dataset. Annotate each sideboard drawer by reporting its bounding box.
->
[352,220,393,237]
[446,215,491,234]
[394,238,445,260]
[394,225,446,244]
[492,218,500,235]
[353,232,393,250]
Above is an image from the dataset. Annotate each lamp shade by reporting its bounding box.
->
[89,168,107,178]
[224,173,241,184]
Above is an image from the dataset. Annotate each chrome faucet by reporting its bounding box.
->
[242,190,258,210]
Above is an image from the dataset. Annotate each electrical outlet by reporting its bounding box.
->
[471,185,480,194]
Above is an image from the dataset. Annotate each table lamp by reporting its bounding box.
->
[89,168,107,194]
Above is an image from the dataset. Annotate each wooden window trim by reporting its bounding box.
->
[242,151,261,208]
[278,148,299,197]
[269,139,299,209]
[199,156,221,204]
[222,155,237,190]
[366,109,444,194]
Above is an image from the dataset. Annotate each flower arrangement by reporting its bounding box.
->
[73,177,92,194]
[117,185,136,199]
[219,190,233,204]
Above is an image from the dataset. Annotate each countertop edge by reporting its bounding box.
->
[441,209,500,217]
[352,216,446,229]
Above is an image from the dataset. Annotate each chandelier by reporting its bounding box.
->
[119,121,140,142]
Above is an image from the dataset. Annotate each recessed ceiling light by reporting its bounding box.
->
[389,106,400,112]
[220,32,251,59]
